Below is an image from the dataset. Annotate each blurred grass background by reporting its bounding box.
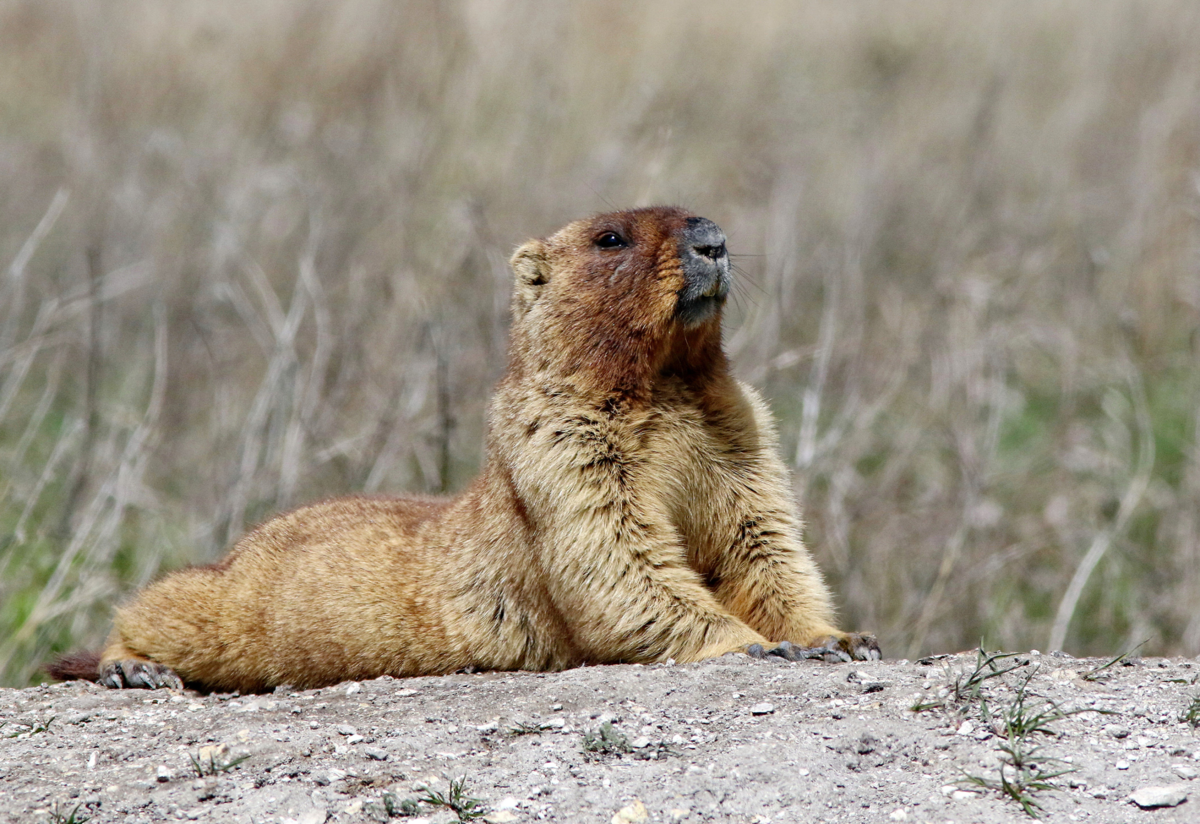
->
[2,0,1199,686]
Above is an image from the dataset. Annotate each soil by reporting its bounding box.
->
[1,650,1197,824]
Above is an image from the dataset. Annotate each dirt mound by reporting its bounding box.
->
[1,651,1196,823]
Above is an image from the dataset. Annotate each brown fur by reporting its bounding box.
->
[56,206,877,693]
[44,650,102,682]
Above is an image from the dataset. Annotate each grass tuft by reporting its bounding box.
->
[1180,695,1200,728]
[3,716,55,738]
[188,749,250,777]
[415,776,486,822]
[1080,639,1149,682]
[581,721,632,758]
[912,646,1027,713]
[956,659,1108,818]
[46,803,89,824]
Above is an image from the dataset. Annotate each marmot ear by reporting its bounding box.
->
[510,240,550,316]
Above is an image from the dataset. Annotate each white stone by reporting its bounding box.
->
[1172,763,1198,780]
[750,703,775,715]
[612,800,648,824]
[1128,785,1188,809]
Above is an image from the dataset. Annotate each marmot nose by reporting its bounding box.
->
[677,217,731,326]
[684,217,728,262]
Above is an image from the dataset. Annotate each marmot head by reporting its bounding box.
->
[507,206,732,395]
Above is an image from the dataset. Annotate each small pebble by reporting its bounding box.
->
[1172,763,1198,780]
[612,800,648,824]
[194,777,218,801]
[955,721,974,737]
[1116,760,1130,770]
[750,703,775,715]
[363,747,388,761]
[156,765,173,783]
[336,724,357,736]
[1128,785,1188,809]
[345,683,362,695]
[630,736,651,749]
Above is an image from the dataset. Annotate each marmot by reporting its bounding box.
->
[49,206,879,693]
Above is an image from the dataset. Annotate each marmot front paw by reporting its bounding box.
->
[747,633,881,663]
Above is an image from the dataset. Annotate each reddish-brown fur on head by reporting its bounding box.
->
[508,206,730,401]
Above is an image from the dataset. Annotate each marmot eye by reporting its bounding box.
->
[594,231,627,249]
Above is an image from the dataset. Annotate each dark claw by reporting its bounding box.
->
[747,641,807,662]
[766,641,799,661]
[844,632,882,661]
[808,632,881,662]
[100,660,184,690]
[747,633,882,664]
[98,664,125,689]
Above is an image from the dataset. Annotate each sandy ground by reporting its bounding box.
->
[1,650,1196,823]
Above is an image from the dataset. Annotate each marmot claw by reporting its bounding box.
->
[99,660,184,690]
[747,633,882,663]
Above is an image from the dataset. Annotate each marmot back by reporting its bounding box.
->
[48,206,878,693]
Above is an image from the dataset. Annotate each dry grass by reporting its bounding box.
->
[2,0,1199,685]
